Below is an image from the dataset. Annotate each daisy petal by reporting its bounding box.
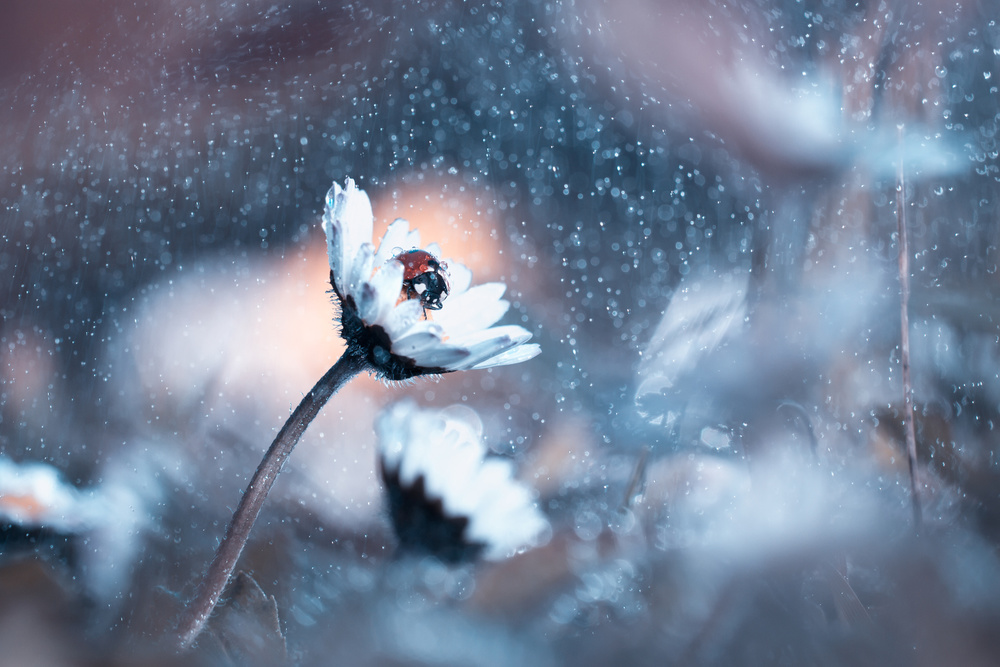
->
[355,282,380,323]
[445,262,473,296]
[469,484,535,547]
[391,319,445,344]
[409,344,472,369]
[338,179,374,256]
[391,329,445,358]
[366,260,404,325]
[383,299,424,340]
[347,243,375,301]
[435,283,509,334]
[450,328,534,371]
[470,343,542,370]
[375,218,412,267]
[447,324,533,351]
[422,441,482,511]
[375,405,409,471]
[402,227,421,250]
[324,178,374,294]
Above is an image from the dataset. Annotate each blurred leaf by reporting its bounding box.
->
[207,571,286,666]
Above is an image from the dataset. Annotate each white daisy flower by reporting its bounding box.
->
[323,177,541,381]
[376,400,550,562]
[176,177,543,649]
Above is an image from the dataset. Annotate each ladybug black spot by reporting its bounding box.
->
[395,249,450,312]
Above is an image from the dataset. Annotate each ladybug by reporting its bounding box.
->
[394,249,450,312]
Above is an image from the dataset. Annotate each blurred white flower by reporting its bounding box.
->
[0,454,151,603]
[0,457,98,533]
[376,400,550,562]
[636,271,749,402]
[324,177,541,381]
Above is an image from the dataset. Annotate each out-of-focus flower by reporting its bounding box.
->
[635,271,749,437]
[0,457,99,534]
[636,271,749,405]
[0,454,151,603]
[323,178,541,381]
[376,401,550,562]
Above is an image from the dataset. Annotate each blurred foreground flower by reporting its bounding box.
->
[175,177,541,649]
[377,401,549,563]
[0,457,98,534]
[0,456,149,604]
[325,177,540,379]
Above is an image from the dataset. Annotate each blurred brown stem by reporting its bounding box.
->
[174,350,368,651]
[896,126,922,528]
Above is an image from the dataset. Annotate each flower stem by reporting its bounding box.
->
[896,125,922,529]
[174,350,368,651]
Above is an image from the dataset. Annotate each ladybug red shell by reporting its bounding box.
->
[394,249,450,311]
